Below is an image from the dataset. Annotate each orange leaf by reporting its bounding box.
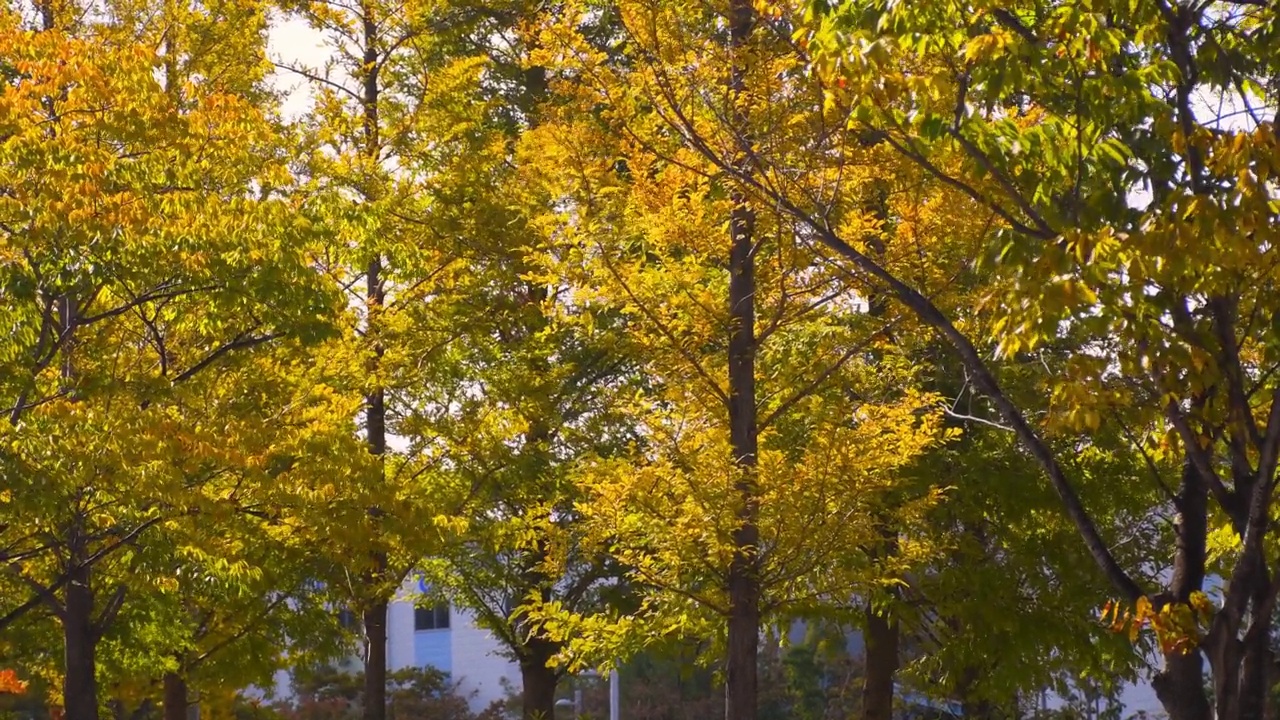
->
[0,669,27,694]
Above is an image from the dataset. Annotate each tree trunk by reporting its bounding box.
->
[520,656,559,720]
[1153,461,1213,720]
[363,600,388,720]
[360,3,388,701]
[1154,651,1212,720]
[725,2,759,720]
[362,245,389,720]
[1204,591,1273,720]
[163,672,189,720]
[64,560,99,720]
[1235,576,1273,720]
[861,603,898,720]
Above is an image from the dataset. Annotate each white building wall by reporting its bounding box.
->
[253,577,520,714]
[450,605,522,713]
[387,584,417,672]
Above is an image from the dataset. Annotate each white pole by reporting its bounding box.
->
[609,669,620,720]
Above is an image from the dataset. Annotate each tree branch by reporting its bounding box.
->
[170,331,282,385]
[758,319,899,432]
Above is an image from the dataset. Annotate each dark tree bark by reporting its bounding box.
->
[861,603,898,720]
[163,672,189,720]
[361,253,389,720]
[858,190,898,720]
[63,559,99,720]
[1153,462,1214,720]
[359,5,389,719]
[519,640,560,720]
[362,599,388,720]
[724,2,759,719]
[361,256,388,720]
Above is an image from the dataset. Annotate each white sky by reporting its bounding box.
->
[267,15,331,119]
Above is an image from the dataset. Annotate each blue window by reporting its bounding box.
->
[414,602,450,631]
[337,608,360,630]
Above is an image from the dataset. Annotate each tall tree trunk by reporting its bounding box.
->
[1206,569,1273,720]
[519,651,559,720]
[861,603,898,720]
[1242,647,1273,720]
[359,5,388,717]
[1155,652,1211,720]
[1235,578,1273,720]
[163,672,189,720]
[725,2,759,719]
[853,183,900,720]
[64,559,99,720]
[1153,462,1213,720]
[362,254,388,720]
[363,599,388,720]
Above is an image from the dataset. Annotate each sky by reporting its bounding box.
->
[266,14,330,119]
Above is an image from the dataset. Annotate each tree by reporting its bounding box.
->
[134,351,364,720]
[273,2,477,718]
[519,5,960,720]
[862,332,1160,711]
[750,1,1276,718]
[0,1,339,717]
[338,4,654,717]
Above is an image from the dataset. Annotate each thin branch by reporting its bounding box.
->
[942,406,1014,432]
[272,61,363,103]
[947,130,1058,239]
[94,584,128,637]
[1165,399,1241,529]
[594,241,730,408]
[0,515,165,632]
[192,594,291,666]
[1111,410,1180,506]
[77,282,210,324]
[5,564,65,618]
[170,332,282,385]
[759,319,898,432]
[877,132,1055,241]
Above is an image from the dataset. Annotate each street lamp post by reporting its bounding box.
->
[552,669,619,719]
[608,670,619,720]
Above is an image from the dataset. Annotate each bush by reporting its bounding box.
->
[237,666,505,720]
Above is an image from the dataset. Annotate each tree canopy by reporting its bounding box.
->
[1,1,1278,720]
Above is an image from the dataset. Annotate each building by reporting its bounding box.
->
[265,576,520,714]
[262,583,1166,719]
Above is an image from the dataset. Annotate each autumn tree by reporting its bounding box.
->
[0,1,342,717]
[273,2,491,718]
[520,5,960,720]
[862,298,1163,709]
[316,4,654,718]
[701,1,1280,718]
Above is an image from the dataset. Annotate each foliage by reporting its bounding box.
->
[254,666,505,720]
[0,1,353,717]
[6,0,1278,718]
[518,0,958,676]
[792,0,1280,717]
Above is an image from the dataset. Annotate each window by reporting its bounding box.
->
[414,602,450,631]
[337,608,360,631]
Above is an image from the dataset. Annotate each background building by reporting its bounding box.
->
[266,577,519,714]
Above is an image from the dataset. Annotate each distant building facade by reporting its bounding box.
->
[266,576,519,714]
